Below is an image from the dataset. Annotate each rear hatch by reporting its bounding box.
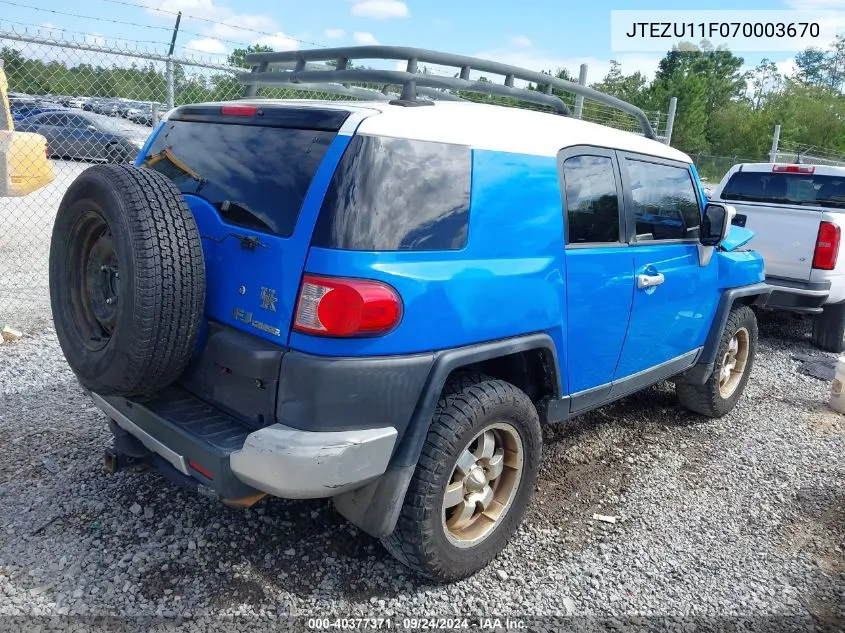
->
[139,103,358,346]
[718,166,845,281]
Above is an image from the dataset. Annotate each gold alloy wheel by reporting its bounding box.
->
[719,326,750,398]
[441,422,524,549]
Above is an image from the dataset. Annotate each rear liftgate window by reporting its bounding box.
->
[312,135,471,251]
[141,115,339,237]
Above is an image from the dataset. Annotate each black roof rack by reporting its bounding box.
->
[238,45,657,140]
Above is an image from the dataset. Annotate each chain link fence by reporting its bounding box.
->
[0,28,673,332]
[775,140,845,168]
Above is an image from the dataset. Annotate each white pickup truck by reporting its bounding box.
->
[711,162,845,352]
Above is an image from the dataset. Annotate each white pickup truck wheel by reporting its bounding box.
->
[812,302,845,353]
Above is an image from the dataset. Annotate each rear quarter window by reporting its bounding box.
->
[312,135,471,251]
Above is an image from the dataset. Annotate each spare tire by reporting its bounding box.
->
[49,164,205,396]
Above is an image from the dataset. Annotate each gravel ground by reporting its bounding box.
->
[0,310,843,632]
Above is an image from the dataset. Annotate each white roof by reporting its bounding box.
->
[228,98,692,163]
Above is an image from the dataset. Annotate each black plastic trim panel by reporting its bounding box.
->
[277,350,434,434]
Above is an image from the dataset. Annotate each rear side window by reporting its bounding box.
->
[142,120,336,237]
[562,155,620,244]
[312,135,471,251]
[625,159,700,241]
[721,170,845,208]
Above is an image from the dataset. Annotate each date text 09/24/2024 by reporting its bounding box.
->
[306,617,527,630]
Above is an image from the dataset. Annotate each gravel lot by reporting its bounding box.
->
[2,160,844,630]
[0,309,843,631]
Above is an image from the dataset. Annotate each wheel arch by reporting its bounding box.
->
[332,332,560,538]
[676,282,771,386]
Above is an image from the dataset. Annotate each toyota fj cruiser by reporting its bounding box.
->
[49,47,771,582]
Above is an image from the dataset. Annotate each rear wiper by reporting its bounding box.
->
[142,148,205,186]
[218,200,274,235]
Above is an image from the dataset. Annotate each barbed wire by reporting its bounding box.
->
[0,19,174,50]
[0,0,174,33]
[0,0,295,55]
[90,0,330,49]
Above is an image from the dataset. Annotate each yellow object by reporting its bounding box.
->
[0,61,55,197]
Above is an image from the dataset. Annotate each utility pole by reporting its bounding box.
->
[166,11,181,110]
[769,124,781,163]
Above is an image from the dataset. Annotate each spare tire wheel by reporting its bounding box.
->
[49,164,205,396]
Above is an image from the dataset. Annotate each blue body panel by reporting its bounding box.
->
[291,150,569,392]
[721,226,755,252]
[614,244,718,378]
[182,134,352,346]
[564,247,634,393]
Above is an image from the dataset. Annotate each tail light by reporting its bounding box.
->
[293,274,402,337]
[772,164,815,173]
[221,105,257,116]
[813,221,841,270]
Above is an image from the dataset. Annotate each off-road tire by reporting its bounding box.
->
[676,304,757,417]
[812,302,845,353]
[381,373,542,582]
[49,164,205,397]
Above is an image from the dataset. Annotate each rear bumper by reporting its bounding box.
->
[229,424,397,499]
[760,275,831,314]
[92,388,399,500]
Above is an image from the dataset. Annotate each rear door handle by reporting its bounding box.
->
[637,273,665,289]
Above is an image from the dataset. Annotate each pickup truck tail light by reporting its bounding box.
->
[293,274,402,337]
[772,164,815,173]
[813,221,841,270]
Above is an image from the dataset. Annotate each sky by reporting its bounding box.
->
[2,0,845,82]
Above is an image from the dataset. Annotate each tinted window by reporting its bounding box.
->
[562,155,620,244]
[722,170,845,208]
[65,115,90,129]
[312,135,471,251]
[142,120,336,237]
[41,113,68,126]
[626,159,700,241]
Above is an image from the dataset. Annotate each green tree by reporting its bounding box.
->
[745,58,782,108]
[590,60,649,108]
[227,44,274,69]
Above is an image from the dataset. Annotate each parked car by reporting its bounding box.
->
[0,60,54,196]
[711,162,845,352]
[15,110,148,163]
[48,46,771,583]
[10,104,68,122]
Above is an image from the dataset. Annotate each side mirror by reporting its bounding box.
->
[700,202,734,247]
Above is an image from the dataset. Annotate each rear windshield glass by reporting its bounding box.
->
[721,170,845,208]
[142,120,336,236]
[312,135,471,251]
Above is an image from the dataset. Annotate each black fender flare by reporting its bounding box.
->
[332,332,561,537]
[676,281,771,385]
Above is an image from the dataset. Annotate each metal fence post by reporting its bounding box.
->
[166,58,175,109]
[769,124,781,163]
[573,64,587,119]
[664,96,677,145]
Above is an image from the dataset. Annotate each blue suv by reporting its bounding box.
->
[48,47,771,582]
